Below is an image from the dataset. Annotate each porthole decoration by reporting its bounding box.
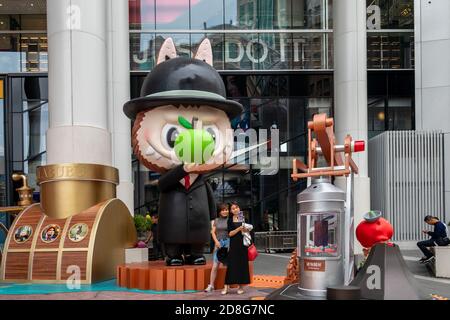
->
[68,223,89,242]
[41,224,61,243]
[14,225,33,244]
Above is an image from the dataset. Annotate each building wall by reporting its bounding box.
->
[369,131,445,241]
[414,0,450,223]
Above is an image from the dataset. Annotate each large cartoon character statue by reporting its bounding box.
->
[356,210,394,256]
[123,38,243,266]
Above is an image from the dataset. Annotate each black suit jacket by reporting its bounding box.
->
[157,165,216,244]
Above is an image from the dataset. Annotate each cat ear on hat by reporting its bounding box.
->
[194,38,213,66]
[157,37,178,65]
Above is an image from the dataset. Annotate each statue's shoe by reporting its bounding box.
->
[185,255,206,265]
[166,257,184,266]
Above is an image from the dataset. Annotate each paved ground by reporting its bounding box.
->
[400,250,450,298]
[0,249,448,300]
[0,287,274,300]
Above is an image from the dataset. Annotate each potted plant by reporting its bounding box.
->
[134,214,152,241]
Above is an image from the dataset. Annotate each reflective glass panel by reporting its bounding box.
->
[20,34,48,72]
[19,14,47,30]
[368,97,386,138]
[258,33,292,70]
[301,0,325,29]
[130,33,156,71]
[291,33,325,69]
[367,71,414,137]
[0,15,21,30]
[155,0,190,30]
[129,0,155,30]
[0,33,47,73]
[191,34,225,70]
[224,33,258,70]
[366,0,414,30]
[300,212,339,258]
[367,32,414,69]
[0,34,20,72]
[190,0,224,30]
[327,33,333,69]
[224,0,257,30]
[387,97,412,130]
[155,34,191,58]
[24,152,46,190]
[224,0,327,30]
[22,102,48,159]
[328,0,333,29]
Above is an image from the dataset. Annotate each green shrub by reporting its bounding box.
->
[134,214,151,234]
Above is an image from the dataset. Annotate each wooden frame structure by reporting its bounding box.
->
[291,113,365,180]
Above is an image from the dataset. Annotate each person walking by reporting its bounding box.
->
[417,215,449,263]
[204,203,230,293]
[222,202,250,295]
[148,212,163,260]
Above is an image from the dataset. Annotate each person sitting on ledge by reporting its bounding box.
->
[417,215,450,264]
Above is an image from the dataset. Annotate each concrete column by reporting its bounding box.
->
[46,0,111,165]
[414,0,450,222]
[333,0,370,254]
[106,0,134,214]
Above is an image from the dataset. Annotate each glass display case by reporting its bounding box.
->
[299,212,339,258]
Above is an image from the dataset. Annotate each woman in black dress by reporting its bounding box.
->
[223,202,250,295]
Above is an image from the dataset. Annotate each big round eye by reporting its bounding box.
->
[167,128,179,148]
[161,124,182,149]
[205,125,220,147]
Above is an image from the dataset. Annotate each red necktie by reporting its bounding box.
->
[184,175,191,190]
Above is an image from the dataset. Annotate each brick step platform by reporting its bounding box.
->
[117,261,254,292]
[250,275,287,289]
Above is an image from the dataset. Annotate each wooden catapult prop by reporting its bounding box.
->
[291,113,365,181]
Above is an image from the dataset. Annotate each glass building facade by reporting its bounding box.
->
[0,0,415,238]
[0,1,48,248]
[129,0,333,72]
[130,0,415,231]
[0,1,47,73]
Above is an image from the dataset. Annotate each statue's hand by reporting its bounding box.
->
[183,163,222,173]
[183,163,198,173]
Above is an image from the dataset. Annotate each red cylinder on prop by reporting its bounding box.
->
[353,140,365,152]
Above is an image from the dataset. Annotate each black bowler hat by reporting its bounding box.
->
[123,57,243,120]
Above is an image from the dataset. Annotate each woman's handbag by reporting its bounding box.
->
[217,247,229,264]
[248,243,258,261]
[242,223,253,247]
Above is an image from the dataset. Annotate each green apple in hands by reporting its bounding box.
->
[174,116,215,164]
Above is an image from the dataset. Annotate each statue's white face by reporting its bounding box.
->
[133,104,233,172]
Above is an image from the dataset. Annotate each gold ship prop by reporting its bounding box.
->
[0,163,136,284]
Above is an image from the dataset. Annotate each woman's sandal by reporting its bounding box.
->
[221,286,228,295]
[237,288,244,295]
